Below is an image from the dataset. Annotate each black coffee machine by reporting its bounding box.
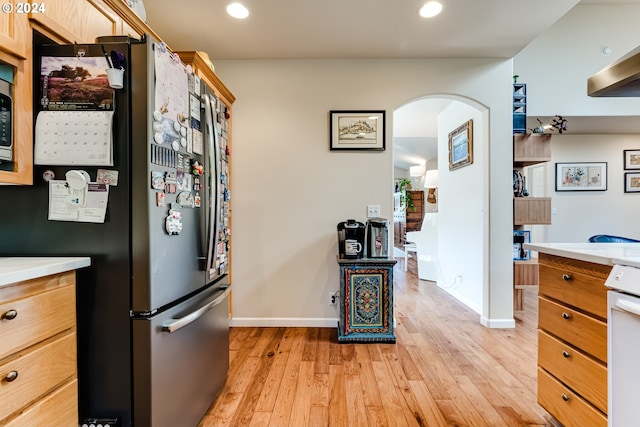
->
[366,218,389,258]
[337,219,365,259]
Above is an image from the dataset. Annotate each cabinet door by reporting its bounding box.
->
[29,0,117,43]
[0,50,32,185]
[0,1,28,58]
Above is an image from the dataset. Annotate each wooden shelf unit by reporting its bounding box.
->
[513,133,551,311]
[405,190,424,232]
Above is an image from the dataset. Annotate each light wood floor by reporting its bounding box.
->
[199,255,554,427]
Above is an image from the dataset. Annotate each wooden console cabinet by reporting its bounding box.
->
[336,257,396,343]
[537,253,610,427]
[0,270,79,426]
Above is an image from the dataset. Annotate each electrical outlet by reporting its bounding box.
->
[329,291,338,305]
[367,204,381,218]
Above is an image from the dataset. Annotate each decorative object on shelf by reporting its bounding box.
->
[329,110,385,151]
[448,119,473,170]
[623,149,640,170]
[555,162,607,191]
[513,82,526,134]
[513,170,529,197]
[624,172,640,193]
[530,115,568,134]
[513,230,531,260]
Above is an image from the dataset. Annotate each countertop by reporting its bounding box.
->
[524,242,640,268]
[0,257,91,287]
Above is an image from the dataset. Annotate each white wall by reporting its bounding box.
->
[514,4,640,117]
[543,134,640,242]
[514,4,640,246]
[214,58,514,327]
[436,103,486,316]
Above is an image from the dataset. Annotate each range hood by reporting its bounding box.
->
[588,45,640,97]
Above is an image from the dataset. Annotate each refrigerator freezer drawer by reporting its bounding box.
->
[132,281,230,427]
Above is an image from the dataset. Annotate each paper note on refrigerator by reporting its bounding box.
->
[34,110,114,166]
[48,179,110,223]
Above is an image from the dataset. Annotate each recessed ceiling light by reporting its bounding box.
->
[419,1,443,18]
[227,2,249,19]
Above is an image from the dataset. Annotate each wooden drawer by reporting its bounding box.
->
[538,367,606,427]
[0,281,76,360]
[0,331,77,422]
[538,330,607,413]
[540,263,608,319]
[538,297,607,363]
[2,378,78,427]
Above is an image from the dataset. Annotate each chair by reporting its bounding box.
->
[404,241,417,271]
[588,234,640,243]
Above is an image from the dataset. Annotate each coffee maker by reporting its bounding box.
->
[366,218,389,258]
[337,219,365,259]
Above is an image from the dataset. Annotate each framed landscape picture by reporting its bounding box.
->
[624,149,640,170]
[329,110,385,151]
[448,119,473,170]
[555,162,607,191]
[625,172,640,193]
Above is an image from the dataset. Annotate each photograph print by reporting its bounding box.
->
[40,55,115,111]
[448,119,473,170]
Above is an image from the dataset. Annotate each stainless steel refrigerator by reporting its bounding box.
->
[0,34,232,427]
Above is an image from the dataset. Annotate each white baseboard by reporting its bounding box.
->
[230,317,339,328]
[480,316,516,329]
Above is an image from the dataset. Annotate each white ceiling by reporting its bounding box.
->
[142,0,640,171]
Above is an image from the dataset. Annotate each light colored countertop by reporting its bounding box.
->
[0,257,91,287]
[524,243,640,268]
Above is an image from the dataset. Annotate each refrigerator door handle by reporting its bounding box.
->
[203,93,218,273]
[161,286,231,333]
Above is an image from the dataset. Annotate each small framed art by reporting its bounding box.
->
[625,172,640,193]
[555,162,607,191]
[448,119,473,170]
[329,110,385,151]
[623,149,640,170]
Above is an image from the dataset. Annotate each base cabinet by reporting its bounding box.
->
[0,271,78,426]
[336,257,396,343]
[537,254,610,426]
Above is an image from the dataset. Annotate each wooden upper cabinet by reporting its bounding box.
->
[0,49,32,185]
[29,0,118,44]
[0,2,28,58]
[176,51,236,107]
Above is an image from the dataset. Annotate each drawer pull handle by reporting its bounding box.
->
[562,274,572,281]
[562,312,572,320]
[5,370,18,382]
[562,350,571,358]
[562,393,570,402]
[2,309,17,320]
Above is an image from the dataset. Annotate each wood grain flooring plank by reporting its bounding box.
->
[199,261,555,427]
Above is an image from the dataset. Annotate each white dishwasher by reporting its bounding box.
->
[606,261,640,427]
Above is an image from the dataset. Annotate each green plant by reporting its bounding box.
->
[397,178,415,211]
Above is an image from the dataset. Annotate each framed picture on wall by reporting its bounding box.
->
[329,110,385,151]
[625,172,640,193]
[555,162,607,191]
[623,149,640,170]
[448,119,473,170]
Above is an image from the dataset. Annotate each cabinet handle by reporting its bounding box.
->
[562,312,572,320]
[561,393,570,402]
[2,309,17,320]
[562,350,571,358]
[5,370,18,382]
[562,274,572,281]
